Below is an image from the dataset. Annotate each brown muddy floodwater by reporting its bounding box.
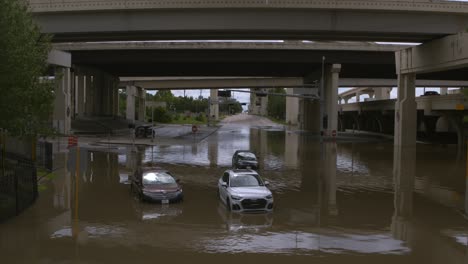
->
[1,121,468,264]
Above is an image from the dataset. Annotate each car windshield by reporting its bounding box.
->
[238,152,256,161]
[230,174,263,187]
[142,172,176,185]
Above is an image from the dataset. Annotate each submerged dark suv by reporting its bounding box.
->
[232,150,259,170]
[130,167,183,203]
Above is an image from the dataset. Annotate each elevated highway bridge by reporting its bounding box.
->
[29,0,468,42]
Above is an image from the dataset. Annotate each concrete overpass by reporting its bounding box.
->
[52,41,403,79]
[30,0,468,42]
[338,93,467,147]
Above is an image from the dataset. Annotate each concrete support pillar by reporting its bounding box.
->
[325,64,341,135]
[208,133,218,167]
[249,88,268,116]
[391,152,414,241]
[210,89,219,121]
[108,76,117,116]
[324,142,338,216]
[138,89,146,121]
[260,94,268,116]
[53,67,72,134]
[126,85,136,122]
[355,91,361,102]
[394,74,416,147]
[285,88,299,125]
[374,87,392,100]
[104,73,111,116]
[299,98,320,133]
[76,74,86,118]
[392,73,416,240]
[91,72,101,116]
[284,131,299,167]
[440,87,448,95]
[85,74,94,115]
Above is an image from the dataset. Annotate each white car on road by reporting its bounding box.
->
[218,169,274,212]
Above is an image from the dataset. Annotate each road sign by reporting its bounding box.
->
[192,125,198,133]
[68,136,78,148]
[218,90,231,97]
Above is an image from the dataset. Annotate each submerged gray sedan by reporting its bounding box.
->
[218,169,274,213]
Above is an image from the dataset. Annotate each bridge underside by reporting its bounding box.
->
[33,9,468,43]
[68,49,468,80]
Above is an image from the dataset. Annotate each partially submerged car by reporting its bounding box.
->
[130,167,183,203]
[218,169,273,213]
[232,150,259,170]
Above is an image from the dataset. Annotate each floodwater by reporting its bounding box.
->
[1,118,468,264]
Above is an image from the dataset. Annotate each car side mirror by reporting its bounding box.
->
[221,182,228,188]
[264,181,270,186]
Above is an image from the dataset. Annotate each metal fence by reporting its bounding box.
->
[0,152,38,222]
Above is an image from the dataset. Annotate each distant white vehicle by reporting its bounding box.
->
[217,169,273,213]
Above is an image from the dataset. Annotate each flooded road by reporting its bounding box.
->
[1,115,468,263]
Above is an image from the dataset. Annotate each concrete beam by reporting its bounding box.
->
[119,77,304,90]
[29,0,468,15]
[396,32,468,74]
[340,94,467,112]
[339,78,468,87]
[339,87,375,99]
[52,41,409,52]
[31,3,468,42]
[47,49,71,68]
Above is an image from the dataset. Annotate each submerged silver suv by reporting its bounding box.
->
[217,169,273,213]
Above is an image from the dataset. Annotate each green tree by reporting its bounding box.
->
[219,98,243,114]
[267,88,286,120]
[0,0,53,136]
[153,90,175,104]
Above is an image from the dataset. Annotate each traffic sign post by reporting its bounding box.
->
[68,136,78,148]
[192,125,198,141]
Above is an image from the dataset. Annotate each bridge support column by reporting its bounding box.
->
[374,87,392,100]
[394,74,416,147]
[260,91,268,116]
[325,64,341,135]
[84,73,94,116]
[391,150,414,241]
[137,88,146,122]
[210,89,219,121]
[75,73,86,118]
[392,73,416,240]
[284,131,299,167]
[126,85,136,122]
[53,67,72,134]
[356,91,361,102]
[299,98,320,133]
[440,87,448,95]
[324,142,338,216]
[285,88,299,125]
[250,88,268,116]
